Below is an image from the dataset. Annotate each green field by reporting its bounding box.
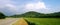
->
[25,18,60,25]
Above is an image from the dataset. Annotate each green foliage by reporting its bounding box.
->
[0,12,6,19]
[25,19,36,25]
[10,11,60,18]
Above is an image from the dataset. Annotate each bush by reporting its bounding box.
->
[24,19,36,25]
[0,12,6,19]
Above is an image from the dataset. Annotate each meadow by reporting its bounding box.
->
[25,18,60,25]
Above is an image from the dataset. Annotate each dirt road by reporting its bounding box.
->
[0,18,20,25]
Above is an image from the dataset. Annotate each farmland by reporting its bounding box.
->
[25,18,60,25]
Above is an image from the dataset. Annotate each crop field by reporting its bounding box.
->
[0,18,60,25]
[25,18,60,25]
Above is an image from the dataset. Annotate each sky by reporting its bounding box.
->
[0,0,60,16]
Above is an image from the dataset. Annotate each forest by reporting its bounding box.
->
[9,11,60,18]
[0,11,60,19]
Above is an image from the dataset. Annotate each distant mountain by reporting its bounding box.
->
[10,11,60,18]
[19,11,44,17]
[10,11,44,17]
[49,12,60,17]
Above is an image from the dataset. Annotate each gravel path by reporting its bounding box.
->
[0,18,20,25]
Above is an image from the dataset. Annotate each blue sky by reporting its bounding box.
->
[0,0,60,16]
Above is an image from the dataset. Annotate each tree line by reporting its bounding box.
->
[10,11,60,18]
[0,11,60,18]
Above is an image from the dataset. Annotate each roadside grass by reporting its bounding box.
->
[25,18,60,25]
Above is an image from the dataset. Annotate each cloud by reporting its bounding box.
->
[0,0,14,10]
[24,1,53,14]
[24,1,47,11]
[0,0,54,16]
[5,4,17,12]
[0,0,18,15]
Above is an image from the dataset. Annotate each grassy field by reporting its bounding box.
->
[25,18,60,25]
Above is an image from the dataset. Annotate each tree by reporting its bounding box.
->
[0,12,6,19]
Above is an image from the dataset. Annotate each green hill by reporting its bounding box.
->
[10,11,60,18]
[19,11,45,18]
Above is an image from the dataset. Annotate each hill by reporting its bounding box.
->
[10,11,60,18]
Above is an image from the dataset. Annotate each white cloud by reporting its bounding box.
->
[0,0,18,12]
[25,4,34,10]
[5,4,18,12]
[25,1,47,11]
[0,0,53,15]
[0,0,19,15]
[35,2,46,8]
[6,4,15,8]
